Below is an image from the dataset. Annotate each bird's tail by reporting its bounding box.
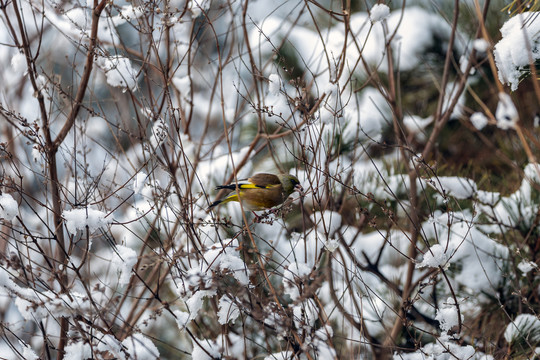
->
[207,200,222,209]
[216,184,237,191]
[207,194,238,210]
[216,183,264,190]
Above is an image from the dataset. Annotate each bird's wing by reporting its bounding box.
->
[215,173,280,191]
[247,173,281,189]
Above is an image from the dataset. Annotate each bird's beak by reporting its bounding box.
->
[294,184,304,193]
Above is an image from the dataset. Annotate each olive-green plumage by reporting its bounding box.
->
[208,173,302,211]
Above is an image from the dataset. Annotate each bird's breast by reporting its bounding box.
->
[238,187,287,211]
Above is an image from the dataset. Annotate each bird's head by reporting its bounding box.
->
[280,174,303,195]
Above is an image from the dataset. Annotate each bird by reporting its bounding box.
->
[208,173,303,212]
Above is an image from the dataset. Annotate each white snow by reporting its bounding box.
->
[191,337,221,360]
[403,115,434,141]
[264,351,293,360]
[96,334,123,358]
[111,5,144,26]
[19,341,38,360]
[283,262,312,301]
[96,55,139,91]
[10,52,26,75]
[370,4,390,23]
[524,162,540,182]
[417,244,448,269]
[217,295,240,325]
[122,334,160,359]
[311,326,336,358]
[150,119,169,148]
[342,87,389,145]
[0,193,18,221]
[0,2,535,359]
[172,75,191,98]
[470,112,489,130]
[489,164,540,229]
[435,298,461,332]
[268,73,281,96]
[517,260,537,275]
[292,298,318,330]
[404,115,434,134]
[494,12,540,91]
[174,310,190,329]
[422,209,508,294]
[133,172,149,194]
[113,245,138,285]
[473,38,489,53]
[62,207,111,235]
[64,342,92,360]
[202,240,250,286]
[495,92,519,130]
[324,238,340,252]
[176,289,216,329]
[429,176,478,199]
[310,211,342,237]
[393,332,486,359]
[476,190,500,205]
[504,314,540,344]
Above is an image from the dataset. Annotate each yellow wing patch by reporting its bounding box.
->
[238,183,280,189]
[223,194,239,202]
[237,183,265,189]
